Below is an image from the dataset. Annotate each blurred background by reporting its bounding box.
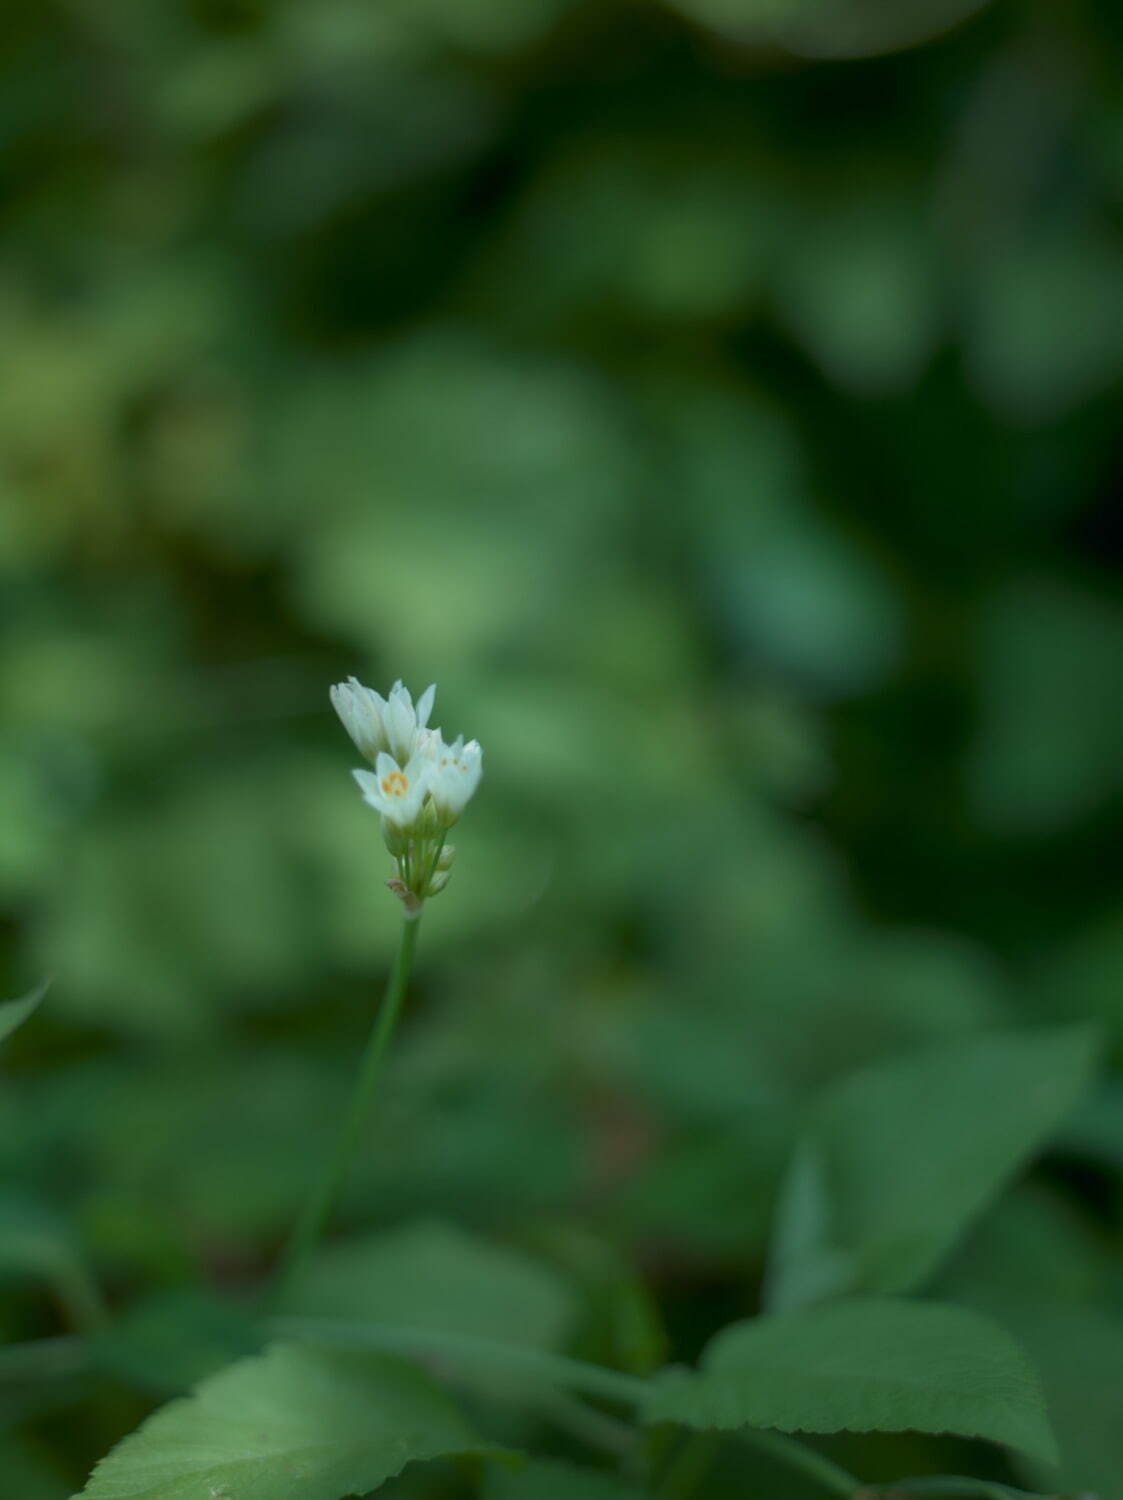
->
[2,0,1123,1494]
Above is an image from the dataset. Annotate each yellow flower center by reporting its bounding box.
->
[380,770,409,798]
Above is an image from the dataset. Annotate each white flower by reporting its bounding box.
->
[353,750,431,829]
[332,675,481,911]
[330,677,390,764]
[429,734,483,825]
[384,679,436,765]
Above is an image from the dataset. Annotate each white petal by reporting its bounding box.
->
[416,684,436,729]
[352,767,387,813]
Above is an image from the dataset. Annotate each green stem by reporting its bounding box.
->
[657,1431,719,1498]
[270,1317,651,1405]
[740,1428,858,1496]
[268,914,421,1308]
[48,1251,110,1334]
[534,1389,638,1458]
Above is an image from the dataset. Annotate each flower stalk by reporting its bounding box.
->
[268,677,482,1305]
[270,911,421,1307]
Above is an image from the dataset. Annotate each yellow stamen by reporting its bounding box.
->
[380,770,409,798]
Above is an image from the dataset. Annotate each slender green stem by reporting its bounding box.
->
[533,1389,638,1458]
[657,1431,719,1497]
[270,1317,651,1405]
[740,1428,858,1496]
[268,914,421,1308]
[48,1251,110,1334]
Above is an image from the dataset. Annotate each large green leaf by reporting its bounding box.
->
[75,1342,505,1500]
[0,981,47,1046]
[642,1297,1058,1468]
[289,1220,575,1351]
[765,1026,1098,1310]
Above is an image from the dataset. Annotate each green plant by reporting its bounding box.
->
[0,683,1104,1500]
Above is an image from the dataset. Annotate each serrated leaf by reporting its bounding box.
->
[766,1026,1098,1311]
[75,1341,506,1500]
[290,1220,575,1351]
[0,980,48,1046]
[642,1297,1058,1468]
[484,1458,653,1500]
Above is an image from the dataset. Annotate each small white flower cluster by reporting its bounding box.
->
[330,678,482,913]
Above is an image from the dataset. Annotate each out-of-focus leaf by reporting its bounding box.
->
[383,0,571,52]
[765,1026,1098,1311]
[485,1458,652,1500]
[0,980,46,1046]
[620,1136,779,1259]
[0,1436,69,1500]
[1058,1080,1123,1170]
[0,1197,102,1329]
[666,0,995,59]
[90,1290,263,1396]
[290,1220,576,1352]
[76,1343,506,1500]
[969,579,1123,834]
[774,188,942,395]
[283,333,639,663]
[967,232,1123,420]
[931,1193,1123,1495]
[482,141,783,325]
[26,1048,351,1259]
[643,1297,1058,1468]
[998,1309,1123,1500]
[1032,909,1123,1043]
[650,381,902,696]
[934,1182,1111,1314]
[524,1226,668,1376]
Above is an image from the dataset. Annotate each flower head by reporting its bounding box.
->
[331,675,481,912]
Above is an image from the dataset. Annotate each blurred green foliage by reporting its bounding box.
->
[2,0,1123,1494]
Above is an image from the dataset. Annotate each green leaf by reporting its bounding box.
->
[484,1458,653,1500]
[642,1297,1058,1469]
[1001,1307,1123,1499]
[90,1289,263,1396]
[766,1026,1098,1311]
[0,980,47,1046]
[75,1341,506,1500]
[289,1220,575,1351]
